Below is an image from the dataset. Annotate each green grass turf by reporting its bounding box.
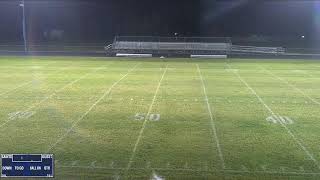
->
[1,56,320,179]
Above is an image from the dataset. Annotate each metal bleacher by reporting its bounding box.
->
[106,36,285,57]
[108,36,232,56]
[231,45,285,54]
[114,41,230,51]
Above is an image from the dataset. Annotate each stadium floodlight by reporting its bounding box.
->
[20,0,27,53]
[174,32,179,40]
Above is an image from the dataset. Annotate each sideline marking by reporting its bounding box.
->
[260,67,320,105]
[126,65,168,172]
[197,64,225,169]
[0,67,104,128]
[46,64,139,152]
[227,63,320,170]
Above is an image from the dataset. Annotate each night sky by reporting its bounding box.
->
[0,0,319,45]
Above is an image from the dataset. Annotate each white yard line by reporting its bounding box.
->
[57,165,320,176]
[46,64,140,153]
[125,65,168,172]
[0,81,32,97]
[196,64,225,169]
[0,63,66,97]
[296,69,314,78]
[226,63,320,170]
[0,66,105,129]
[259,66,320,105]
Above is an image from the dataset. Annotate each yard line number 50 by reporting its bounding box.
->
[134,113,160,121]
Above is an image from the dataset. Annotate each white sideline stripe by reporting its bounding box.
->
[126,65,168,172]
[57,165,320,176]
[0,66,104,129]
[197,64,225,169]
[46,64,140,152]
[226,64,320,170]
[260,66,320,105]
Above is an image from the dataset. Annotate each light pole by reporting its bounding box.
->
[19,0,27,53]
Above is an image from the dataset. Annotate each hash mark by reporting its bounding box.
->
[71,161,79,166]
[241,165,249,172]
[90,161,96,168]
[166,162,170,169]
[184,162,188,169]
[110,161,114,168]
[146,161,151,169]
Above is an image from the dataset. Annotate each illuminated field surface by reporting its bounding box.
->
[1,56,320,179]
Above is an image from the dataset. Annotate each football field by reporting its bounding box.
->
[1,56,320,179]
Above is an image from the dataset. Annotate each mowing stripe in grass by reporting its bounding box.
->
[227,63,320,170]
[57,165,320,176]
[259,66,320,105]
[0,66,105,129]
[46,63,140,153]
[0,81,33,97]
[301,70,315,78]
[0,62,67,97]
[289,69,314,78]
[125,65,168,172]
[196,64,225,169]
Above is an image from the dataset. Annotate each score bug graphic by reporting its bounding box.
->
[1,154,54,178]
